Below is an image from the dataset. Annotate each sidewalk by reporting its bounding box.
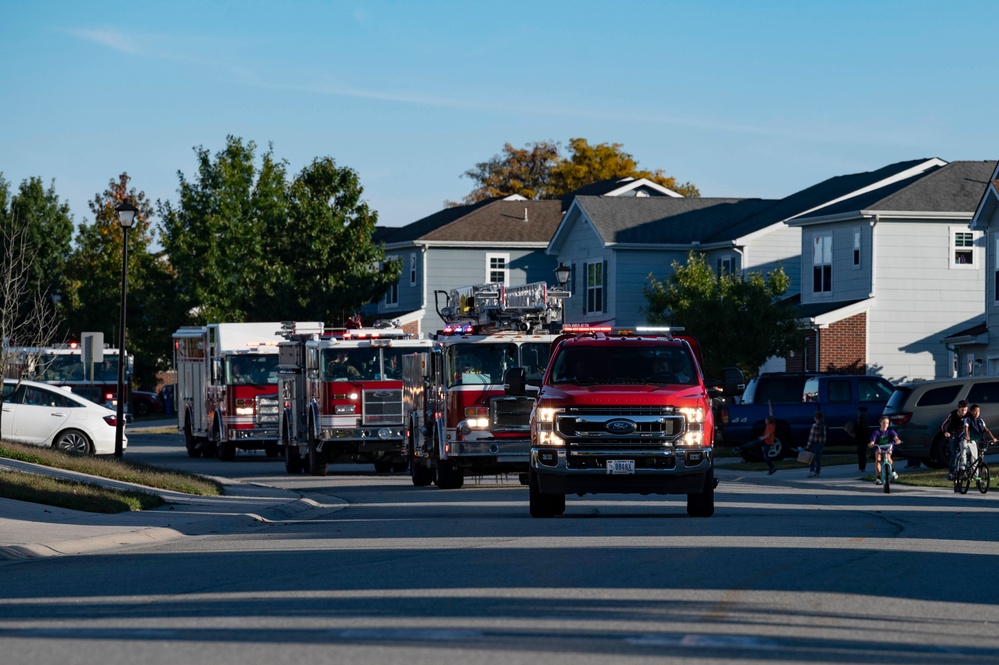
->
[0,454,345,562]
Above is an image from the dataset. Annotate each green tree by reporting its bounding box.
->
[266,157,400,324]
[644,252,800,378]
[457,138,699,204]
[158,136,289,324]
[63,173,172,388]
[0,175,74,323]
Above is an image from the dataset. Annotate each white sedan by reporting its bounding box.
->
[1,379,126,455]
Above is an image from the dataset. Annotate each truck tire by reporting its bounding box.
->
[285,444,304,474]
[391,460,409,473]
[529,469,565,518]
[184,418,201,458]
[435,459,464,489]
[411,461,434,486]
[687,469,715,518]
[308,437,328,476]
[373,460,392,473]
[216,426,236,462]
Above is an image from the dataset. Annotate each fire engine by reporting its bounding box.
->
[521,325,717,518]
[403,281,567,489]
[173,322,305,460]
[278,322,433,476]
[3,343,132,409]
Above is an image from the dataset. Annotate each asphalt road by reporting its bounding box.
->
[2,431,998,664]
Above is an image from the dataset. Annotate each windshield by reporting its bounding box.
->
[550,345,696,385]
[226,354,279,385]
[445,343,519,387]
[320,347,417,381]
[34,353,124,383]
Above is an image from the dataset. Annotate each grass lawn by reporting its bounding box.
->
[0,440,223,513]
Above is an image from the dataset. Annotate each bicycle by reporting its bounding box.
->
[953,437,993,495]
[873,442,896,494]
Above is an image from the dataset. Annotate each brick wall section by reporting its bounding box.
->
[819,312,867,374]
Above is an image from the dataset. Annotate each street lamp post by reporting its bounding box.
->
[114,200,137,458]
[554,262,571,324]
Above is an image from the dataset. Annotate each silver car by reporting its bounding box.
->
[1,379,126,454]
[883,377,999,468]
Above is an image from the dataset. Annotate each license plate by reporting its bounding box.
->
[607,459,635,474]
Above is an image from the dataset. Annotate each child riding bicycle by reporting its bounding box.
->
[868,416,901,485]
[960,404,997,476]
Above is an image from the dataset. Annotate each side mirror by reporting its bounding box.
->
[504,367,526,396]
[721,367,745,396]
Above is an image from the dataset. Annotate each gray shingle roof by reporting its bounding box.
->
[382,198,563,245]
[797,160,998,219]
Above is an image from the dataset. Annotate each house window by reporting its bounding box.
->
[953,230,975,266]
[853,229,861,268]
[409,253,417,286]
[384,282,398,307]
[586,261,604,313]
[812,234,832,293]
[995,237,999,303]
[717,255,735,276]
[486,253,509,285]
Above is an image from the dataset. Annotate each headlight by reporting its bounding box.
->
[680,407,705,423]
[682,430,704,446]
[537,407,556,423]
[537,431,564,446]
[466,417,489,429]
[235,406,254,416]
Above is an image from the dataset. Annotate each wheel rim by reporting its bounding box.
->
[56,431,89,454]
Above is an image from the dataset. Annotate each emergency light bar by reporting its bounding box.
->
[561,324,613,333]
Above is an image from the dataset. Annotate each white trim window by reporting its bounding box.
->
[586,261,605,313]
[853,228,861,268]
[409,253,417,286]
[486,253,509,285]
[716,255,736,276]
[995,237,999,304]
[812,234,832,293]
[952,229,975,267]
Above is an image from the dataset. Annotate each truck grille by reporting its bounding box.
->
[363,389,403,425]
[556,405,683,448]
[256,395,279,426]
[490,396,533,432]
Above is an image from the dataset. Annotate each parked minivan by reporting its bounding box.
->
[882,377,999,468]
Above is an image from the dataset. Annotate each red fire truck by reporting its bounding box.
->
[403,281,567,489]
[522,325,717,517]
[173,322,309,460]
[3,343,132,410]
[278,323,433,476]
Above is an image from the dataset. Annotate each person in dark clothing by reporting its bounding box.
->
[854,406,870,471]
[941,400,969,480]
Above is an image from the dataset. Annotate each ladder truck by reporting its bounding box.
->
[278,322,433,476]
[403,281,567,489]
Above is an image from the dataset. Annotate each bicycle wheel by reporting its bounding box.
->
[978,462,990,494]
[959,470,971,494]
[883,463,891,494]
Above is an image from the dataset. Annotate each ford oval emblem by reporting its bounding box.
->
[373,391,393,398]
[605,419,637,434]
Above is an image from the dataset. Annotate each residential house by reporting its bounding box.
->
[964,161,999,375]
[373,197,564,335]
[786,160,997,382]
[548,158,945,331]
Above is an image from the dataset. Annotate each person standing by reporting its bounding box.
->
[853,406,870,471]
[806,410,827,478]
[941,400,969,480]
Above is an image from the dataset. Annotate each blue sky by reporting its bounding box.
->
[2,1,997,232]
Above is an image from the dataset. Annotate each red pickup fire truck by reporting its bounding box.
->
[278,323,433,475]
[521,326,717,518]
[402,281,567,489]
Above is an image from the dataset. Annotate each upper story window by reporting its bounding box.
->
[384,255,399,307]
[409,253,417,286]
[486,253,509,285]
[994,237,999,304]
[853,229,861,268]
[812,234,832,293]
[586,261,605,313]
[953,230,975,267]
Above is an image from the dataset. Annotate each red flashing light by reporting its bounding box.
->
[69,341,79,349]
